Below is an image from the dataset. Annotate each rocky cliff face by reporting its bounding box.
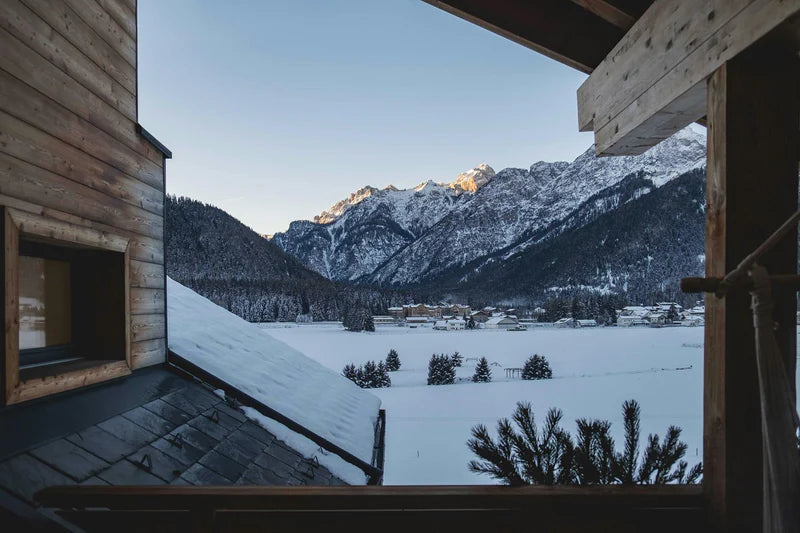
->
[273,165,497,280]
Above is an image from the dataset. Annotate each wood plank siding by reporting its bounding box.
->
[0,0,167,372]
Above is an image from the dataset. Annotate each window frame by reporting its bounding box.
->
[3,208,132,405]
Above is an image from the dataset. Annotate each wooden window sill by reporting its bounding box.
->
[7,360,131,405]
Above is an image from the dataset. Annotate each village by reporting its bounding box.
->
[370,301,708,330]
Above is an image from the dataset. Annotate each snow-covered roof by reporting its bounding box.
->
[167,278,380,481]
[621,306,650,317]
[387,307,403,311]
[486,316,516,325]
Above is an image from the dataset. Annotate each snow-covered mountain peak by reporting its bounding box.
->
[314,185,379,224]
[413,179,443,193]
[448,164,495,194]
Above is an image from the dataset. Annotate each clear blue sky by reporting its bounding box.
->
[138,0,593,235]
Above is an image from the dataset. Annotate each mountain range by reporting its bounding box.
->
[272,126,707,304]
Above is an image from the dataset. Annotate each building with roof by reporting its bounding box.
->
[485,316,519,330]
[554,317,577,328]
[387,307,405,320]
[0,2,385,529]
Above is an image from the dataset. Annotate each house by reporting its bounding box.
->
[681,315,705,327]
[372,315,395,325]
[18,0,798,530]
[0,2,385,529]
[655,302,683,313]
[404,304,428,317]
[686,303,705,317]
[447,304,472,317]
[424,305,443,318]
[485,316,519,330]
[576,319,598,328]
[434,318,465,330]
[554,317,576,328]
[406,316,428,326]
[470,310,492,323]
[617,315,650,327]
[387,307,405,320]
[646,313,667,327]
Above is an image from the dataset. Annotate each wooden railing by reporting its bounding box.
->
[36,484,706,533]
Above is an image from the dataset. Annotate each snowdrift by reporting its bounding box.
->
[166,278,381,475]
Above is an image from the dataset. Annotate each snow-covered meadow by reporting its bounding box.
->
[261,323,704,485]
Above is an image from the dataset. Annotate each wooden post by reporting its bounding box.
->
[704,45,799,531]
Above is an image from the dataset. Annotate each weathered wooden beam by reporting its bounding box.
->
[36,484,704,511]
[568,0,635,30]
[704,46,799,531]
[577,0,800,155]
[421,0,625,74]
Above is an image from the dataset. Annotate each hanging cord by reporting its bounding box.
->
[749,265,800,533]
[681,207,800,533]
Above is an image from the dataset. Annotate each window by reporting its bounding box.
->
[4,208,132,405]
[19,253,73,368]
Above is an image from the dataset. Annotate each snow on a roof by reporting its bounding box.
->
[166,278,380,481]
[486,316,515,325]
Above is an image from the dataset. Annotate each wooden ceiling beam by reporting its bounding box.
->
[578,0,800,155]
[421,0,625,74]
[568,0,636,30]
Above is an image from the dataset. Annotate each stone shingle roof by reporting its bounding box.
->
[0,372,345,512]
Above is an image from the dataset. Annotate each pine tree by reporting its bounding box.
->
[451,351,463,367]
[363,314,375,332]
[467,316,476,329]
[427,354,456,385]
[353,366,365,388]
[385,349,401,371]
[666,304,679,323]
[467,399,702,486]
[522,354,552,380]
[362,360,378,388]
[377,361,392,388]
[472,357,492,383]
[342,363,357,383]
[614,399,640,484]
[342,306,362,331]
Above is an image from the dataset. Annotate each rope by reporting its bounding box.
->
[749,265,800,533]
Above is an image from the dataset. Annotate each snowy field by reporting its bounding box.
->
[260,323,705,485]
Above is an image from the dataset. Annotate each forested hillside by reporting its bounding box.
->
[166,196,411,322]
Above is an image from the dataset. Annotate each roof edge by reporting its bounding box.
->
[166,351,384,484]
[136,124,172,159]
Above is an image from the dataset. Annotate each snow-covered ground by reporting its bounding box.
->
[261,323,705,485]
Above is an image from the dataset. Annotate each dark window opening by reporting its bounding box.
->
[18,240,126,380]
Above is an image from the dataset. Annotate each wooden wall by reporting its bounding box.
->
[0,0,167,370]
